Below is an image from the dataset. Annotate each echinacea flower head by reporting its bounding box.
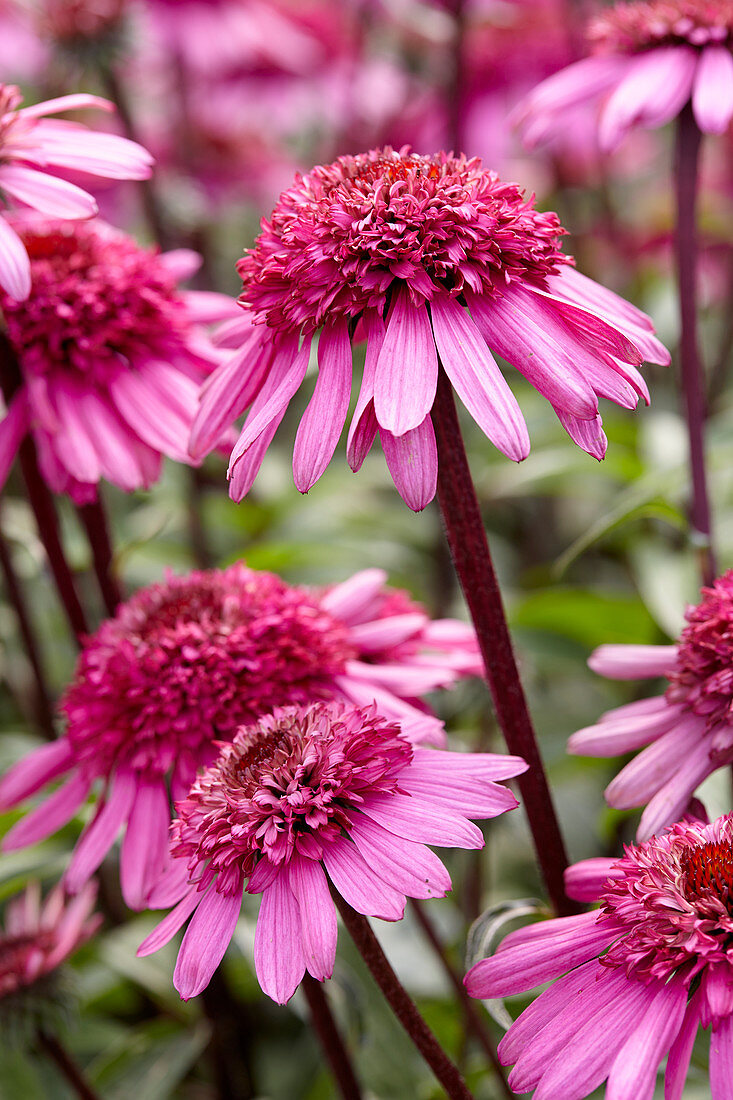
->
[466,813,733,1100]
[516,0,733,151]
[0,218,237,502]
[569,570,733,840]
[0,563,481,910]
[0,84,152,300]
[191,146,668,511]
[138,700,527,1004]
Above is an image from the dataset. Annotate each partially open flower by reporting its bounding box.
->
[0,563,480,910]
[190,146,668,511]
[569,570,733,840]
[466,813,733,1100]
[138,700,527,1004]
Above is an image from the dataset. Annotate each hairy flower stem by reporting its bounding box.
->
[76,500,123,618]
[0,510,55,737]
[431,367,575,916]
[0,334,89,644]
[675,102,716,586]
[410,901,512,1099]
[37,1029,101,1100]
[301,973,363,1100]
[333,893,474,1100]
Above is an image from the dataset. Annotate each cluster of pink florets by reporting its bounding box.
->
[171,703,413,888]
[61,564,355,780]
[666,570,733,729]
[0,221,191,384]
[599,816,733,989]
[237,147,570,334]
[588,0,733,53]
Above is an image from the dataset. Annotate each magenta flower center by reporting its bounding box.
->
[172,703,413,888]
[666,571,733,728]
[0,222,192,385]
[237,146,570,335]
[589,0,733,53]
[61,566,357,781]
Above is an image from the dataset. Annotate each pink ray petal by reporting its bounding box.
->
[137,888,202,956]
[0,388,29,490]
[120,780,171,911]
[588,644,678,679]
[288,856,337,982]
[0,164,97,219]
[347,311,383,469]
[254,871,306,1004]
[0,737,74,809]
[174,884,243,1000]
[374,287,438,435]
[321,837,406,920]
[599,46,698,151]
[64,769,136,894]
[2,770,91,851]
[293,319,352,492]
[380,416,437,511]
[0,215,31,300]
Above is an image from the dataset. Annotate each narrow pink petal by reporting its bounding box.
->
[182,290,241,324]
[229,337,309,461]
[380,417,437,511]
[16,93,113,119]
[15,125,153,179]
[0,215,31,300]
[636,747,714,839]
[137,887,202,956]
[525,286,643,365]
[158,249,202,282]
[50,385,102,483]
[347,311,383,469]
[146,857,195,910]
[71,390,146,491]
[288,856,337,982]
[228,409,283,501]
[120,781,171,911]
[607,982,687,1100]
[0,737,74,809]
[190,336,271,459]
[293,320,352,492]
[599,46,697,150]
[605,714,707,810]
[348,814,451,899]
[321,837,405,920]
[410,748,527,782]
[333,676,446,746]
[430,293,530,460]
[665,992,702,1100]
[588,644,677,679]
[64,770,136,894]
[254,871,306,1004]
[109,369,191,462]
[0,164,97,218]
[564,857,619,902]
[554,408,607,459]
[344,658,454,695]
[359,791,484,848]
[349,612,427,652]
[320,567,387,621]
[374,288,437,435]
[498,959,603,1064]
[467,286,599,418]
[547,265,654,334]
[568,704,677,756]
[398,772,518,818]
[2,770,91,850]
[174,884,243,999]
[693,46,733,134]
[0,388,29,489]
[516,55,628,146]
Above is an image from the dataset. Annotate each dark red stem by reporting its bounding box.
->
[431,368,575,916]
[332,893,474,1100]
[76,499,123,618]
[675,102,716,586]
[37,1029,101,1100]
[301,972,363,1100]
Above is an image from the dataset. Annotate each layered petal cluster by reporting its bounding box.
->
[0,563,481,909]
[0,84,153,300]
[466,814,733,1100]
[569,570,733,839]
[516,0,733,151]
[191,146,667,511]
[138,701,527,1004]
[0,880,100,998]
[0,219,238,502]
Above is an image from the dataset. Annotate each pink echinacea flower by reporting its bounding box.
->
[138,700,527,1004]
[0,219,237,502]
[190,146,668,511]
[0,84,153,300]
[0,563,481,910]
[569,570,733,840]
[466,813,733,1100]
[516,0,733,151]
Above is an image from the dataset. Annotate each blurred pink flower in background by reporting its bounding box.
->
[191,147,667,510]
[466,813,733,1100]
[0,85,153,300]
[0,220,237,502]
[0,563,481,909]
[569,571,733,840]
[138,700,526,1003]
[516,0,733,152]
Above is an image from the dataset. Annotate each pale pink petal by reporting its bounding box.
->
[15,124,153,179]
[0,164,97,218]
[525,285,644,365]
[50,385,102,483]
[0,389,29,490]
[137,887,202,956]
[293,320,352,492]
[605,713,708,810]
[2,770,91,850]
[516,55,629,147]
[182,290,241,324]
[410,747,527,782]
[228,337,309,465]
[568,702,677,756]
[343,658,454,695]
[349,613,427,652]
[174,884,243,999]
[288,856,337,982]
[64,770,136,894]
[359,790,484,849]
[321,837,406,920]
[334,676,446,747]
[374,288,437,435]
[254,872,306,1004]
[190,336,271,459]
[430,293,530,460]
[146,858,196,910]
[321,567,387,621]
[564,857,619,902]
[120,781,171,911]
[693,46,733,134]
[71,390,147,491]
[15,93,113,120]
[665,992,702,1100]
[636,745,715,839]
[0,737,74,809]
[554,408,607,459]
[0,215,31,300]
[599,47,698,150]
[379,416,437,511]
[398,771,518,818]
[588,644,678,679]
[347,311,383,469]
[547,265,654,334]
[228,409,283,501]
[607,982,687,1100]
[348,814,451,899]
[498,959,603,1065]
[109,369,191,462]
[158,249,202,281]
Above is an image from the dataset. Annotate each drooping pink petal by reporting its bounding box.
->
[190,335,272,459]
[64,769,136,894]
[410,747,527,782]
[0,164,97,219]
[15,93,113,120]
[49,385,102,483]
[554,408,607,459]
[516,55,629,147]
[0,214,31,300]
[498,959,603,1065]
[0,388,29,490]
[374,287,438,435]
[430,293,530,461]
[228,408,284,502]
[228,336,309,464]
[588,644,678,679]
[348,814,451,899]
[547,265,655,335]
[120,780,171,911]
[568,701,677,756]
[379,417,438,511]
[157,248,202,282]
[2,770,91,851]
[692,46,733,134]
[173,884,243,1000]
[348,612,427,652]
[398,770,518,819]
[182,290,241,324]
[664,992,702,1100]
[525,285,644,366]
[347,311,383,470]
[288,856,337,982]
[321,837,406,920]
[109,369,191,463]
[606,981,687,1100]
[254,872,306,1004]
[293,319,352,492]
[636,745,714,839]
[0,737,74,809]
[137,888,203,956]
[599,47,698,151]
[14,123,153,180]
[605,713,707,809]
